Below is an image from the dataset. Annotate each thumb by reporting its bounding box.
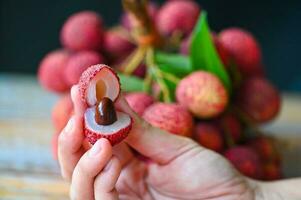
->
[115,95,199,164]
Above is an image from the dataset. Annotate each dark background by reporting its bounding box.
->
[1,0,301,91]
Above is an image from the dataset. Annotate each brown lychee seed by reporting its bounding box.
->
[95,97,117,125]
[79,64,132,145]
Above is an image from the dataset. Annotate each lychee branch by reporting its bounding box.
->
[122,0,162,47]
[123,46,147,75]
[146,48,172,102]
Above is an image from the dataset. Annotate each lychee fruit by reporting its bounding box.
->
[193,122,224,152]
[103,29,135,60]
[217,112,242,143]
[51,94,73,132]
[224,146,263,179]
[79,64,132,145]
[60,11,104,51]
[248,136,281,164]
[262,162,282,180]
[219,28,263,76]
[176,71,228,118]
[143,103,194,137]
[236,77,281,123]
[121,2,158,30]
[125,92,155,116]
[212,34,231,67]
[157,0,200,37]
[38,50,70,93]
[64,51,104,86]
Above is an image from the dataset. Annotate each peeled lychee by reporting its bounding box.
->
[51,94,73,132]
[38,50,70,93]
[64,51,104,86]
[236,77,281,123]
[224,146,263,179]
[79,64,132,145]
[176,71,228,118]
[194,122,224,152]
[219,28,263,76]
[143,103,194,137]
[61,11,104,51]
[104,29,135,60]
[248,136,281,164]
[125,92,155,116]
[157,0,200,36]
[217,112,242,143]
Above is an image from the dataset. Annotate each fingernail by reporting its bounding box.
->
[89,140,103,157]
[64,117,74,134]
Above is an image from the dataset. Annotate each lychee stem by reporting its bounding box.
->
[146,48,172,102]
[123,46,147,75]
[122,0,162,47]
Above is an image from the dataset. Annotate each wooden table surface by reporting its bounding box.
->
[0,74,301,199]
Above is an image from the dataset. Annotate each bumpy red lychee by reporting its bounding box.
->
[236,77,281,123]
[38,50,70,93]
[263,162,282,180]
[64,51,104,86]
[104,29,135,60]
[143,103,194,137]
[219,28,263,77]
[217,112,242,143]
[224,146,263,179]
[61,11,104,51]
[157,0,200,36]
[176,71,228,118]
[194,122,224,152]
[51,94,73,132]
[125,92,155,116]
[248,136,281,163]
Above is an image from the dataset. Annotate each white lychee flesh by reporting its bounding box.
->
[85,107,131,134]
[86,68,120,106]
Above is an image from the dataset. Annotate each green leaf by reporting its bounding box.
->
[190,11,231,92]
[118,74,144,92]
[154,51,192,77]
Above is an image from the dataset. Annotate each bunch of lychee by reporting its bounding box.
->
[38,0,282,181]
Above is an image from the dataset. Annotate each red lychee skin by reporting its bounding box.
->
[125,92,155,116]
[248,136,281,164]
[84,117,133,146]
[51,94,73,132]
[217,112,242,143]
[143,103,194,137]
[219,28,263,76]
[194,122,224,152]
[212,34,231,67]
[104,30,135,59]
[176,71,228,118]
[157,0,200,36]
[78,64,120,105]
[64,51,104,86]
[60,11,103,51]
[224,146,263,179]
[38,50,70,93]
[121,2,158,30]
[236,77,281,123]
[263,162,282,180]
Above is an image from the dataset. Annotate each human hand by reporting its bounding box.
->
[58,85,256,200]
